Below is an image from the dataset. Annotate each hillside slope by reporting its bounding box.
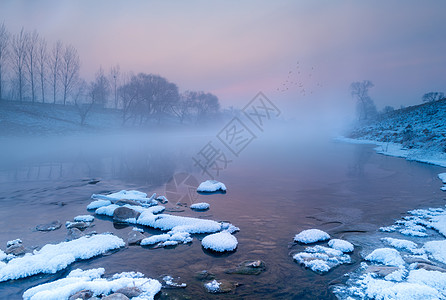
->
[347,99,446,153]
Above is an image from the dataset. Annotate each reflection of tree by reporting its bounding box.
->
[347,145,372,178]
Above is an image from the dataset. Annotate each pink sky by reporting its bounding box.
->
[1,0,446,118]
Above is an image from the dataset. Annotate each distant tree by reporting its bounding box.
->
[180,90,220,122]
[109,64,120,109]
[60,44,80,105]
[422,92,444,103]
[73,79,91,125]
[49,40,62,104]
[171,92,194,123]
[382,106,394,114]
[24,30,39,103]
[0,22,9,100]
[91,67,109,107]
[11,28,28,101]
[350,80,377,120]
[36,37,48,103]
[118,72,137,125]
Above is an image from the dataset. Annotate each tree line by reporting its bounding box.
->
[0,23,220,125]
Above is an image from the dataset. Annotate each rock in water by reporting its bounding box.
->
[294,229,330,244]
[113,207,141,223]
[35,220,62,231]
[195,270,216,281]
[66,228,85,241]
[102,293,130,300]
[204,279,238,293]
[5,240,26,256]
[201,231,238,252]
[115,287,142,298]
[197,180,227,193]
[66,221,89,230]
[225,260,266,275]
[68,290,93,300]
[128,231,145,245]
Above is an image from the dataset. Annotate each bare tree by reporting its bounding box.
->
[25,30,39,103]
[0,22,9,100]
[73,79,94,126]
[119,72,137,125]
[92,67,109,107]
[422,92,444,103]
[109,64,120,109]
[350,80,377,120]
[60,44,80,105]
[36,37,48,103]
[11,28,28,102]
[49,40,62,104]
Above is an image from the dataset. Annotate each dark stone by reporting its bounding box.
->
[115,287,142,298]
[102,293,130,300]
[416,263,446,272]
[5,244,26,256]
[66,228,85,241]
[364,266,399,277]
[128,231,145,245]
[68,289,93,300]
[88,180,100,185]
[225,260,267,275]
[66,221,89,230]
[115,199,141,206]
[195,270,215,281]
[205,279,238,294]
[113,207,141,223]
[36,220,62,231]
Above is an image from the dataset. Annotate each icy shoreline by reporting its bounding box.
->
[335,136,446,168]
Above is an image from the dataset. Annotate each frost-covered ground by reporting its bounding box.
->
[341,99,446,167]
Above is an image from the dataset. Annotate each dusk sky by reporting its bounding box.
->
[1,0,446,120]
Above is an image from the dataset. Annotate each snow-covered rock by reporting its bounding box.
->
[293,245,351,273]
[294,229,330,244]
[197,180,226,192]
[87,199,111,210]
[0,234,125,282]
[73,215,94,223]
[22,268,161,300]
[382,237,420,253]
[201,231,238,252]
[91,190,157,206]
[190,202,210,210]
[328,239,354,253]
[365,248,405,267]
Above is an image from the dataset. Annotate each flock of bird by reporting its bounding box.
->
[276,61,322,96]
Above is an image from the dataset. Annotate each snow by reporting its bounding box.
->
[204,279,221,293]
[382,237,419,253]
[328,239,354,253]
[293,245,351,273]
[73,215,94,222]
[197,180,226,192]
[294,229,330,244]
[365,248,405,267]
[92,190,154,202]
[190,202,210,210]
[423,240,446,264]
[86,199,111,210]
[438,173,446,184]
[95,204,119,216]
[0,234,124,282]
[140,232,192,247]
[7,239,22,247]
[201,231,238,252]
[22,268,161,300]
[138,213,223,234]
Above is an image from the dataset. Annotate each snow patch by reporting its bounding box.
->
[201,231,238,252]
[294,229,330,244]
[197,180,226,192]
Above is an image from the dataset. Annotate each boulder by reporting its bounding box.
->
[112,207,140,223]
[66,228,85,241]
[115,287,142,298]
[127,231,145,245]
[35,220,62,231]
[102,293,130,300]
[68,290,93,300]
[225,260,266,275]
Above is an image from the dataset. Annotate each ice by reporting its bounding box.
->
[382,237,420,253]
[73,215,94,223]
[190,202,210,210]
[197,180,226,192]
[201,231,238,252]
[328,239,354,253]
[204,279,221,293]
[86,199,111,210]
[294,229,330,244]
[365,248,405,266]
[0,234,124,282]
[439,173,446,183]
[22,268,161,300]
[293,245,351,273]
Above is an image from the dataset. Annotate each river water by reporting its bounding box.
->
[0,129,444,299]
